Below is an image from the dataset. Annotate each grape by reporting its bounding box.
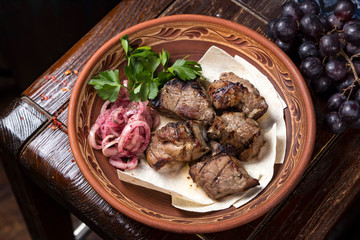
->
[327,14,345,30]
[265,0,360,135]
[325,112,347,134]
[343,21,360,46]
[274,17,298,42]
[346,43,360,56]
[353,60,360,75]
[319,34,340,56]
[343,18,360,30]
[335,74,356,93]
[300,34,317,44]
[325,60,347,81]
[300,14,322,37]
[300,57,323,79]
[334,0,356,21]
[282,1,303,21]
[354,89,360,103]
[319,15,331,33]
[267,18,278,40]
[339,100,360,123]
[339,33,348,51]
[327,93,346,111]
[275,39,293,53]
[311,75,331,93]
[298,42,319,60]
[299,0,320,15]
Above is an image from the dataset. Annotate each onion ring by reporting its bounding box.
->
[88,87,158,170]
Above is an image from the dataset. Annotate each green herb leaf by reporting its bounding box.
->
[90,36,203,102]
[148,81,160,100]
[121,35,132,57]
[159,49,170,68]
[88,69,124,102]
[157,71,173,85]
[168,59,203,81]
[133,83,142,94]
[140,52,161,74]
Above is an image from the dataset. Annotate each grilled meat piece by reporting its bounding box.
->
[189,141,259,200]
[208,72,268,119]
[146,121,210,172]
[207,112,265,161]
[152,78,215,125]
[208,139,237,157]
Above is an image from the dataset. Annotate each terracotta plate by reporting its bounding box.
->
[68,15,315,233]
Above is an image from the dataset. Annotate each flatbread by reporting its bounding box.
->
[171,124,277,212]
[199,46,287,164]
[117,46,287,212]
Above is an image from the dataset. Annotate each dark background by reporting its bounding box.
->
[1,0,360,239]
[1,0,359,100]
[0,1,118,239]
[0,0,119,96]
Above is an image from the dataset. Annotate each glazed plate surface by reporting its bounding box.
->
[68,15,315,233]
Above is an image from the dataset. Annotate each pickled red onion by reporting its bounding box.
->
[88,87,158,170]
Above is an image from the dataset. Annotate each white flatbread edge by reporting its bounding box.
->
[198,46,287,164]
[117,124,276,212]
[171,124,277,212]
[116,46,287,212]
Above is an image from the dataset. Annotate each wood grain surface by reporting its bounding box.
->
[236,0,288,21]
[0,97,48,155]
[0,98,73,240]
[1,0,359,239]
[23,0,174,115]
[250,129,360,240]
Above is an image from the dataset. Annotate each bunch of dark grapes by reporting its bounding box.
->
[267,0,360,134]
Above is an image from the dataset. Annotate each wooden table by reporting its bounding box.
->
[1,0,360,239]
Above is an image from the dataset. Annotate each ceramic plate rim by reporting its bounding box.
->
[68,14,316,233]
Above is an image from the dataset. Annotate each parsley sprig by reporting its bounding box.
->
[88,35,203,102]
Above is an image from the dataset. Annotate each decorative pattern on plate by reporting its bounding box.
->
[69,16,315,233]
[146,26,250,48]
[156,27,209,39]
[92,46,124,74]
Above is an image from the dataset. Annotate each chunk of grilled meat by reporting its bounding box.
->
[146,121,210,172]
[208,72,268,119]
[208,139,237,157]
[189,141,259,200]
[207,112,265,161]
[152,78,215,125]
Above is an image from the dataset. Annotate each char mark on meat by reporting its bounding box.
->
[189,141,259,200]
[151,78,215,125]
[207,112,265,161]
[146,121,210,173]
[208,72,268,119]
